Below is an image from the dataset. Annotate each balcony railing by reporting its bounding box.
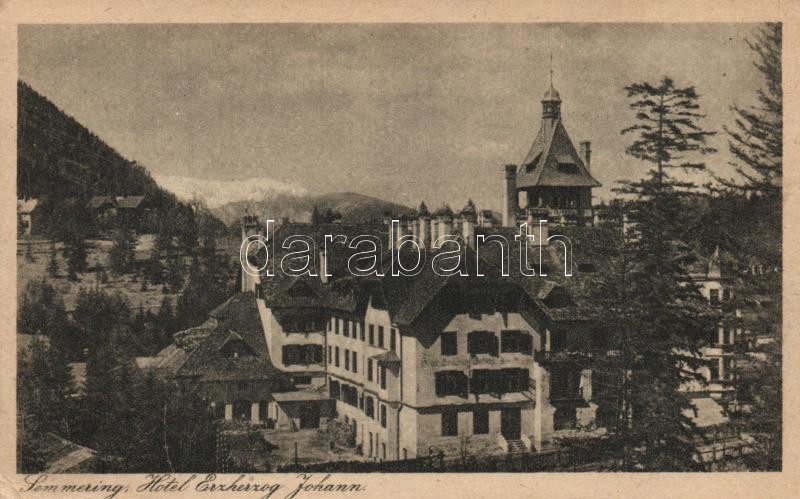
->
[534,349,619,364]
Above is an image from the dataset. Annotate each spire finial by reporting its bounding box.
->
[549,53,554,87]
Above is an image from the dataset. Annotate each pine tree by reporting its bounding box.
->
[17,335,74,441]
[730,269,781,470]
[716,23,782,197]
[311,205,321,224]
[24,240,36,262]
[61,202,92,281]
[73,288,132,354]
[109,226,138,275]
[147,245,163,284]
[47,241,59,277]
[594,76,718,470]
[64,232,88,281]
[155,295,176,348]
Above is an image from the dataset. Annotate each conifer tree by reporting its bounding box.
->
[593,76,718,470]
[64,232,88,281]
[716,23,782,197]
[311,205,321,224]
[47,241,59,277]
[109,226,138,275]
[24,240,36,262]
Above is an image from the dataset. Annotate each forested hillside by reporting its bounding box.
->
[17,81,186,235]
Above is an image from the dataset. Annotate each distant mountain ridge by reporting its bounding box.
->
[210,192,413,226]
[152,173,309,209]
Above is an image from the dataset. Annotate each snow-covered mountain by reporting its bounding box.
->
[152,173,310,208]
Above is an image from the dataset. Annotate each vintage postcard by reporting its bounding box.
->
[0,1,797,498]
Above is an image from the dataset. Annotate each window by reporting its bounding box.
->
[369,325,375,345]
[327,346,332,364]
[359,321,365,341]
[329,379,340,399]
[380,366,387,389]
[382,443,387,460]
[345,349,350,370]
[365,396,375,418]
[341,384,358,406]
[390,328,397,351]
[352,351,358,373]
[473,409,489,434]
[335,347,340,367]
[722,289,730,301]
[380,404,387,428]
[724,357,735,381]
[501,330,533,354]
[221,339,254,359]
[708,359,720,381]
[435,370,467,397]
[710,289,720,305]
[441,410,458,436]
[282,345,323,365]
[468,331,498,356]
[471,369,529,394]
[441,331,457,356]
[367,359,374,382]
[344,320,349,337]
[335,318,339,334]
[378,326,385,348]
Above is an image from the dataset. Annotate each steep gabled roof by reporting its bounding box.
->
[86,196,117,210]
[115,195,146,209]
[177,292,291,384]
[517,118,601,189]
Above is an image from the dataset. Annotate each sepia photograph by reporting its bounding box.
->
[12,18,783,480]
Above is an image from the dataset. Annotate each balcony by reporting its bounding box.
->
[534,349,621,366]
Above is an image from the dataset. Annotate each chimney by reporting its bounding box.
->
[392,219,405,249]
[241,213,261,243]
[417,201,431,248]
[439,217,452,243]
[419,215,431,248]
[319,249,329,284]
[580,141,592,171]
[527,208,550,247]
[462,215,476,248]
[503,164,518,228]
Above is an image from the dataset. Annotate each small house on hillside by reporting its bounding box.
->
[86,194,150,231]
[17,198,40,237]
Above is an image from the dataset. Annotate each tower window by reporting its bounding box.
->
[441,331,457,356]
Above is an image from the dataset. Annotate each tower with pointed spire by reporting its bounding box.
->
[503,68,601,228]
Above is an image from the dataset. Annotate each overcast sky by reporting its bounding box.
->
[19,23,765,211]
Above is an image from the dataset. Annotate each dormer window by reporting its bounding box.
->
[525,153,542,172]
[557,162,579,174]
[219,333,255,359]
